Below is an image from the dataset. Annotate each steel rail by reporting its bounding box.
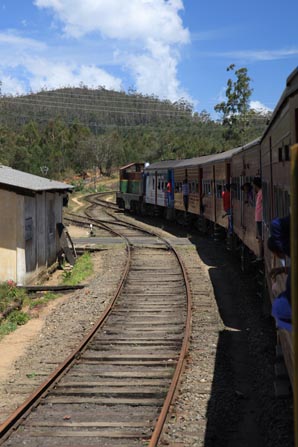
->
[86,194,193,446]
[0,219,132,444]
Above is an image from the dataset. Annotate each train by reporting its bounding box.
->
[116,67,298,386]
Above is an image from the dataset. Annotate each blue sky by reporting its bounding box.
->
[0,0,297,115]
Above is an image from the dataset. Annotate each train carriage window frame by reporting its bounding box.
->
[202,180,212,196]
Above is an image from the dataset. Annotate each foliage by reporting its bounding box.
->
[7,310,30,325]
[63,252,93,286]
[27,292,60,309]
[0,281,27,312]
[0,78,270,177]
[214,65,271,146]
[0,321,17,340]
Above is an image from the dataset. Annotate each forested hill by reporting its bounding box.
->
[0,86,270,180]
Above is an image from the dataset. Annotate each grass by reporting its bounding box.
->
[0,282,27,312]
[25,292,60,309]
[0,321,17,340]
[63,252,93,286]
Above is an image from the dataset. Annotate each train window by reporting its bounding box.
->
[231,177,240,201]
[192,182,195,193]
[215,181,223,198]
[285,145,290,161]
[203,180,212,196]
[196,182,199,193]
[278,147,283,162]
[152,178,155,190]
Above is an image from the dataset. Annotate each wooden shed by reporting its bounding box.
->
[0,166,73,285]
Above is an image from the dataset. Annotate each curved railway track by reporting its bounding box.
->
[0,193,191,447]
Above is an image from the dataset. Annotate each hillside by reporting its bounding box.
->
[0,87,269,180]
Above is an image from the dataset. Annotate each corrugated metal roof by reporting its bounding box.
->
[0,165,74,192]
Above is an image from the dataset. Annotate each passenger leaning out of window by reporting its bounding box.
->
[222,184,232,234]
[267,215,291,331]
[253,177,263,260]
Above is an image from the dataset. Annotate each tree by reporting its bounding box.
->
[214,64,253,144]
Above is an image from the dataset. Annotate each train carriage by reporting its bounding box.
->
[173,157,208,216]
[144,160,182,212]
[116,162,145,212]
[260,68,298,386]
[231,139,261,255]
[200,148,241,230]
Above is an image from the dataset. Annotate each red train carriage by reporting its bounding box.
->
[231,139,261,255]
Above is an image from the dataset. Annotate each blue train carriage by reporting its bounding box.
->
[116,162,145,213]
[144,160,182,217]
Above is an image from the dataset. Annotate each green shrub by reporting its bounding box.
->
[7,311,30,325]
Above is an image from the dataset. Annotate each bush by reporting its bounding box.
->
[7,310,30,325]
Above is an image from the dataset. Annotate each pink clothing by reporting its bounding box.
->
[255,190,262,222]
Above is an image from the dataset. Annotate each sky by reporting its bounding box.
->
[0,0,297,116]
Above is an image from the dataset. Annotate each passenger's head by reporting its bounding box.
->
[253,177,262,192]
[267,236,285,258]
[225,183,230,191]
[183,178,188,184]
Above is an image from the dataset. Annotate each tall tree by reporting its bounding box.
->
[214,64,253,145]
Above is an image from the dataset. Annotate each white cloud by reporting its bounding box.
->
[212,48,298,62]
[250,100,272,114]
[0,74,26,95]
[34,0,191,101]
[34,0,189,44]
[27,59,122,91]
[0,30,122,94]
[0,31,46,51]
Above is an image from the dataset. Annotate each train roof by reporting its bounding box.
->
[198,146,242,166]
[145,159,183,170]
[0,165,74,193]
[262,66,298,139]
[230,137,261,156]
[144,139,261,172]
[119,162,144,171]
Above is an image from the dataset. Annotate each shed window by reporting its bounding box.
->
[278,147,283,162]
[285,145,290,161]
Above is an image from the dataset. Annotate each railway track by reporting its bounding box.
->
[0,193,191,447]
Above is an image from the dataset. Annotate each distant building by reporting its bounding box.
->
[0,166,73,285]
